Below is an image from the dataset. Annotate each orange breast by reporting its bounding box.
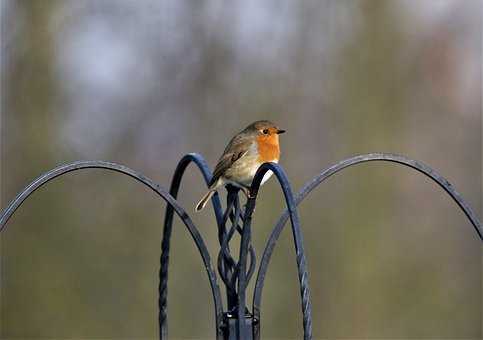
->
[257,134,280,162]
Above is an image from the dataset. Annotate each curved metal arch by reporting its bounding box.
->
[159,153,224,339]
[253,153,482,338]
[238,162,312,340]
[0,160,222,340]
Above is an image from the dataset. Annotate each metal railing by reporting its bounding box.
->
[0,153,481,340]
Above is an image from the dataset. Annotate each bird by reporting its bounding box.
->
[195,120,285,212]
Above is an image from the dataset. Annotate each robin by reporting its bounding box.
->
[195,120,285,211]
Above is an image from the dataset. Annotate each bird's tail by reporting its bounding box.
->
[195,190,216,212]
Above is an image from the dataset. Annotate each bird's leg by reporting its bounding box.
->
[241,186,257,199]
[240,187,250,199]
[240,186,257,213]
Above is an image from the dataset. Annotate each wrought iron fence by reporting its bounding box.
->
[0,153,481,340]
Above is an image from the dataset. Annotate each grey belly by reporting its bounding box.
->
[223,154,260,187]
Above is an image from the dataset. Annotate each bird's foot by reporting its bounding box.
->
[240,187,250,198]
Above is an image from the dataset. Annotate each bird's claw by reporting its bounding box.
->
[240,187,250,198]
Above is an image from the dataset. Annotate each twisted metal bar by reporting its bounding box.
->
[160,153,224,339]
[0,160,223,340]
[236,195,255,339]
[218,188,240,307]
[252,153,483,339]
[239,163,313,340]
[218,189,257,312]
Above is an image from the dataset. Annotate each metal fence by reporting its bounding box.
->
[0,153,481,340]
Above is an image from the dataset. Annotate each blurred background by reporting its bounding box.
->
[0,0,481,339]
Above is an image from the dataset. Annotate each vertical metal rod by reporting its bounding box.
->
[236,195,256,339]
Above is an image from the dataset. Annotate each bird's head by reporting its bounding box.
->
[245,120,285,139]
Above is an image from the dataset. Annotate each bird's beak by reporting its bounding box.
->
[277,129,286,134]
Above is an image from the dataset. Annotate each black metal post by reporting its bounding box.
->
[217,185,256,340]
[0,153,480,340]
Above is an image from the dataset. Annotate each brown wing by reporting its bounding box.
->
[209,135,252,187]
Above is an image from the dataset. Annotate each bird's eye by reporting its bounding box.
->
[262,129,269,134]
